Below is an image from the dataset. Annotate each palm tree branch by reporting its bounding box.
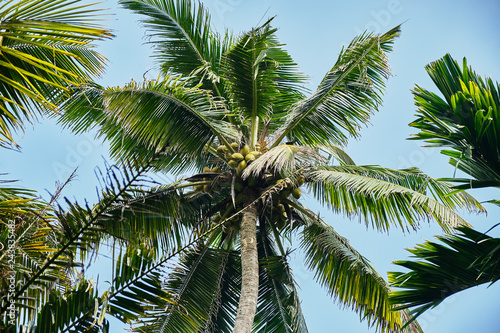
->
[389,226,500,324]
[308,165,482,232]
[297,204,422,333]
[272,26,400,147]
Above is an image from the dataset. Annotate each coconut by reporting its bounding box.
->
[228,160,239,168]
[245,153,256,162]
[217,145,226,154]
[240,144,250,156]
[232,153,244,161]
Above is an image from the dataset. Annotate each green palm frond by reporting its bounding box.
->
[297,206,422,333]
[273,25,400,148]
[308,165,483,232]
[59,77,239,173]
[389,54,500,321]
[56,82,107,134]
[222,20,307,145]
[200,249,241,333]
[100,77,237,158]
[33,281,107,333]
[119,0,231,93]
[97,178,231,255]
[0,183,40,217]
[410,54,500,185]
[253,223,308,333]
[242,144,326,180]
[0,159,153,323]
[0,185,78,326]
[107,244,174,326]
[389,226,500,324]
[140,244,240,332]
[0,0,111,148]
[318,144,356,166]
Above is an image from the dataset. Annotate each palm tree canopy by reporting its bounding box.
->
[0,0,112,149]
[54,1,484,332]
[389,54,500,326]
[409,53,500,188]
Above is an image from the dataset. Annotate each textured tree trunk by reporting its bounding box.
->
[232,197,259,333]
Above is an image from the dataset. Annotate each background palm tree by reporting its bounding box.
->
[0,0,111,330]
[388,54,500,323]
[58,1,483,332]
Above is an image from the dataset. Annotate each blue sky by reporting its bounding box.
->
[2,0,500,332]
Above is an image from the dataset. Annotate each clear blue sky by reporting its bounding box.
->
[1,0,500,332]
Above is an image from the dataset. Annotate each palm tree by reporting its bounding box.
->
[388,54,500,322]
[59,1,483,332]
[0,0,111,329]
[0,0,112,149]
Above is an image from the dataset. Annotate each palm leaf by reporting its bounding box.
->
[0,187,79,325]
[59,77,238,173]
[0,0,111,148]
[222,20,307,145]
[297,206,422,333]
[273,25,400,148]
[97,178,232,256]
[409,54,500,185]
[119,0,231,93]
[389,226,500,323]
[0,159,153,322]
[33,281,107,333]
[308,165,483,232]
[107,244,174,326]
[140,244,240,332]
[242,144,326,180]
[253,222,308,333]
[318,144,356,166]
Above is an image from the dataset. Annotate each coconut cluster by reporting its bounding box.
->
[265,176,303,229]
[216,143,261,176]
[193,166,221,193]
[194,141,305,232]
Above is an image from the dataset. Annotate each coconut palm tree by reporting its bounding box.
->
[388,54,500,323]
[58,1,483,332]
[0,0,112,149]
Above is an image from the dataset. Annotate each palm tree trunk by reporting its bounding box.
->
[233,198,259,333]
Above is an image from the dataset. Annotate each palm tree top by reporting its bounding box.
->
[53,1,483,332]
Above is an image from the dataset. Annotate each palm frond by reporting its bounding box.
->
[97,177,232,256]
[107,244,174,326]
[0,0,111,148]
[119,0,231,93]
[297,206,422,333]
[0,159,153,322]
[253,223,308,333]
[0,186,77,325]
[140,245,240,332]
[222,19,307,144]
[308,165,483,232]
[273,25,400,148]
[242,144,326,180]
[59,77,238,173]
[318,144,356,166]
[409,53,500,185]
[389,226,500,323]
[101,77,237,157]
[33,281,107,333]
